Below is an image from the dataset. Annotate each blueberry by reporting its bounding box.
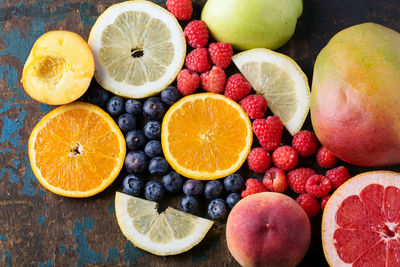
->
[204,180,223,200]
[122,174,144,196]
[82,87,110,107]
[224,174,245,193]
[126,130,146,150]
[180,195,199,214]
[107,96,124,116]
[183,179,203,196]
[161,86,181,105]
[148,157,170,175]
[144,140,162,158]
[142,97,166,120]
[125,99,142,115]
[144,181,164,201]
[118,113,136,132]
[125,151,148,173]
[144,120,161,140]
[208,198,228,220]
[162,171,183,193]
[226,193,241,209]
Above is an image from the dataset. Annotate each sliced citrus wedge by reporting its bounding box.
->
[88,0,186,98]
[115,192,213,256]
[232,48,311,135]
[28,102,126,197]
[162,93,253,180]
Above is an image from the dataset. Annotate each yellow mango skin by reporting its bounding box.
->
[311,23,400,166]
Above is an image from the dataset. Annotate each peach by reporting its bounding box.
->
[22,31,94,105]
[226,192,311,267]
[311,23,400,166]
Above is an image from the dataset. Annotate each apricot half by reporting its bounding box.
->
[22,31,94,105]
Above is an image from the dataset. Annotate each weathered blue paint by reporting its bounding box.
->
[38,259,54,267]
[108,199,115,213]
[37,215,46,226]
[79,2,96,28]
[1,250,12,267]
[58,245,66,255]
[0,235,7,241]
[190,235,220,263]
[65,230,69,235]
[106,247,120,263]
[20,156,38,196]
[39,103,53,114]
[123,241,142,266]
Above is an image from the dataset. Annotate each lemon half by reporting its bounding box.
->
[115,192,214,256]
[89,0,186,98]
[232,48,310,135]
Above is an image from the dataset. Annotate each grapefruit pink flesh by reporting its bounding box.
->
[322,171,400,266]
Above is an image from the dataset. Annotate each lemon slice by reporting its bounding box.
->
[115,192,214,256]
[232,48,311,135]
[88,0,186,98]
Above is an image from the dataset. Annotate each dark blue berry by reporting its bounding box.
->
[204,180,223,200]
[122,174,144,196]
[126,130,146,150]
[180,195,199,214]
[161,86,181,105]
[208,198,228,220]
[148,157,170,175]
[142,97,166,120]
[107,96,124,116]
[226,193,241,209]
[125,151,148,173]
[118,113,136,132]
[144,140,162,158]
[144,120,161,140]
[224,174,245,193]
[82,87,110,107]
[144,181,164,201]
[183,179,203,196]
[125,99,142,115]
[162,171,183,193]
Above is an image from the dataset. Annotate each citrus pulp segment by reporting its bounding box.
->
[322,171,400,266]
[232,48,311,135]
[115,192,214,256]
[88,0,186,98]
[161,93,253,180]
[28,102,126,197]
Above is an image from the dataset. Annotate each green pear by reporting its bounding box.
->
[201,0,302,50]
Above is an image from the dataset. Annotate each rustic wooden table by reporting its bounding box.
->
[1,0,400,266]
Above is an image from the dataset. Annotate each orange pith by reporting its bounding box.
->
[162,93,252,180]
[29,102,126,197]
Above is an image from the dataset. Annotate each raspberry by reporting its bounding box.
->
[326,166,350,190]
[296,194,320,218]
[287,168,315,194]
[262,167,287,193]
[241,179,267,198]
[271,146,298,171]
[200,66,226,93]
[208,42,233,68]
[316,146,338,168]
[321,195,331,211]
[224,74,252,101]
[184,20,209,48]
[166,0,192,20]
[177,69,200,96]
[247,147,271,173]
[239,95,267,119]
[252,116,283,151]
[305,174,332,198]
[185,48,211,73]
[292,130,319,157]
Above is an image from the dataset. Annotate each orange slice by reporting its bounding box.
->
[28,102,126,197]
[161,93,252,180]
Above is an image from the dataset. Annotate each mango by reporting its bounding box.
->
[311,23,400,166]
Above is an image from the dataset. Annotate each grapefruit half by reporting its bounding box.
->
[322,171,400,266]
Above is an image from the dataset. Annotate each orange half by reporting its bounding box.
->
[162,93,252,180]
[28,102,126,197]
